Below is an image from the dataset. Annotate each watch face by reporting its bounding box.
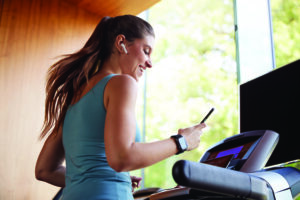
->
[179,137,188,150]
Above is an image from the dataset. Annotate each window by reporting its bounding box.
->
[136,0,238,188]
[271,0,300,68]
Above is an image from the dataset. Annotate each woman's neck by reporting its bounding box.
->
[100,54,122,75]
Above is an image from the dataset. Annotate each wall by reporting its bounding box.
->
[0,0,99,199]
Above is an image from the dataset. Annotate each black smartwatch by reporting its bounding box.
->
[171,135,188,155]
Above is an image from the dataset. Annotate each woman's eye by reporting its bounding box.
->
[144,49,150,55]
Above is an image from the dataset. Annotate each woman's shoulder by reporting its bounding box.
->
[110,74,137,83]
[108,74,138,91]
[104,74,138,102]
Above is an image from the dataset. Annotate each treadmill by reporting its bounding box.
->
[134,130,300,200]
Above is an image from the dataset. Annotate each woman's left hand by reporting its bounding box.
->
[131,176,142,192]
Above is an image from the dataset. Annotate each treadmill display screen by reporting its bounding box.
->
[203,154,234,168]
[216,146,243,159]
[203,140,256,168]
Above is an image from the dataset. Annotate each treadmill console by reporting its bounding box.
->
[136,130,300,200]
[200,130,279,172]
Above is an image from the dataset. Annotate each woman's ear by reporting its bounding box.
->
[115,34,127,54]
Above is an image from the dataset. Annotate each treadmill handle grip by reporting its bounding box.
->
[172,160,271,200]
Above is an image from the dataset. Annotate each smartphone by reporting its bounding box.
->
[200,108,214,123]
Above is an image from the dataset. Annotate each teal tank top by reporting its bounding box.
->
[62,74,141,200]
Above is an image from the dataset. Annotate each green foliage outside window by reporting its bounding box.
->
[271,0,300,68]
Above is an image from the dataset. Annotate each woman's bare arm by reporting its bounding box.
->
[35,126,65,187]
[104,75,205,172]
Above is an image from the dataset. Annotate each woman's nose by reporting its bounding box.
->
[146,60,152,68]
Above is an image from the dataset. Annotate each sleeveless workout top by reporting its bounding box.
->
[62,74,141,200]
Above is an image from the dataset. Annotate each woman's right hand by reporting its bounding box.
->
[178,123,206,151]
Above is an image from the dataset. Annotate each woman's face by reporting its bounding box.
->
[120,35,155,81]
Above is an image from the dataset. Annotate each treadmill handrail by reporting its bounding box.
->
[172,160,273,200]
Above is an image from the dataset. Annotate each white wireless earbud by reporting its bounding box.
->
[121,43,128,54]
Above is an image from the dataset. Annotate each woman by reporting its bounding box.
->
[35,15,206,200]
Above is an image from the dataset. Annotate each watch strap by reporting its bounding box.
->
[171,134,188,155]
